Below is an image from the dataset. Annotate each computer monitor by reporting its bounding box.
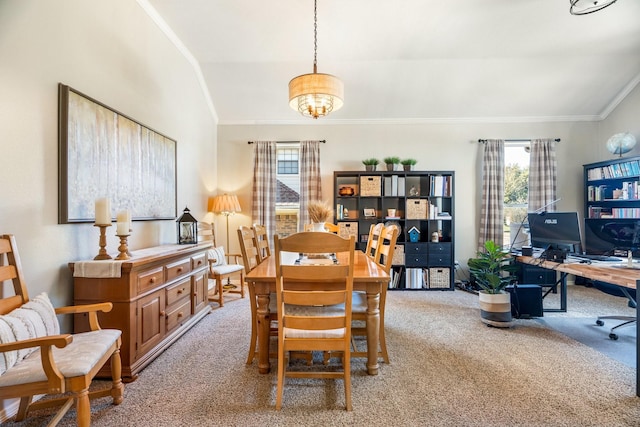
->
[584,219,640,256]
[527,211,583,253]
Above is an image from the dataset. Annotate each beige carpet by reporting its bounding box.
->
[5,285,640,426]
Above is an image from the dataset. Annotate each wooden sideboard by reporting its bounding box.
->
[70,243,212,381]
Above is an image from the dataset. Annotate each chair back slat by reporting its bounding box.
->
[252,224,271,261]
[237,226,261,272]
[364,223,385,258]
[0,234,30,309]
[374,224,399,274]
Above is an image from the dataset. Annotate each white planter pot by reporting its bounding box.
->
[478,291,513,328]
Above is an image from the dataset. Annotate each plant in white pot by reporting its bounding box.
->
[467,240,518,328]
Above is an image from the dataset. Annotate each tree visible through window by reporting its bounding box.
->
[504,144,529,248]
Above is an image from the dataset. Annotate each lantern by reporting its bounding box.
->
[177,206,197,244]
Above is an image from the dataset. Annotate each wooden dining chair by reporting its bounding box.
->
[252,223,271,261]
[274,232,355,411]
[364,222,384,258]
[238,225,277,364]
[352,224,398,363]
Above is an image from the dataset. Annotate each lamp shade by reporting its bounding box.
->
[289,73,344,119]
[208,194,241,215]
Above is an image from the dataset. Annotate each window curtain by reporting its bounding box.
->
[528,139,558,212]
[251,141,277,243]
[478,139,505,251]
[298,140,323,230]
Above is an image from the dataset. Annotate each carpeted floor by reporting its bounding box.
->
[4,285,640,426]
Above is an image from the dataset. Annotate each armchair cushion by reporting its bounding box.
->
[0,329,122,387]
[0,292,60,375]
[207,246,227,266]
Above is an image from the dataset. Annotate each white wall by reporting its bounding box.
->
[0,1,216,311]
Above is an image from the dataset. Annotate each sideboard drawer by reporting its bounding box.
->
[166,258,192,282]
[166,277,191,307]
[137,266,165,294]
[405,243,428,267]
[192,253,207,270]
[166,299,191,333]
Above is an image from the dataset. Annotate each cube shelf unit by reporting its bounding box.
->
[334,170,455,290]
[583,155,640,256]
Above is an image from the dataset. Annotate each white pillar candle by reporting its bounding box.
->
[116,221,129,235]
[117,210,131,232]
[95,198,111,225]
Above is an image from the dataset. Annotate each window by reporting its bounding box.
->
[504,144,529,248]
[275,145,300,236]
[277,148,299,174]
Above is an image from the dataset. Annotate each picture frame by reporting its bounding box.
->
[58,84,177,223]
[363,208,376,218]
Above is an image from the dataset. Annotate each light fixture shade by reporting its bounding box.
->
[289,72,344,119]
[570,0,618,15]
[209,194,241,214]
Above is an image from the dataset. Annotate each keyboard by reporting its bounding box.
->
[569,253,622,262]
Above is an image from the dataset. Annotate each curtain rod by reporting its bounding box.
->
[247,140,326,144]
[477,138,561,144]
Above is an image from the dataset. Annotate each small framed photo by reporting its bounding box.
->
[363,208,376,218]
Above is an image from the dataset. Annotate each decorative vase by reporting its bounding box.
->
[478,291,513,328]
[311,222,327,232]
[365,165,376,171]
[403,165,413,171]
[386,163,395,171]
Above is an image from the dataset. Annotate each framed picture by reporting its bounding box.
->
[363,208,376,218]
[58,84,177,223]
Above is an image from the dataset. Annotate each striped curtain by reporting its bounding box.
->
[528,139,558,212]
[478,139,505,251]
[298,141,323,230]
[251,141,277,242]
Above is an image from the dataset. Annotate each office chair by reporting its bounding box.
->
[593,281,637,340]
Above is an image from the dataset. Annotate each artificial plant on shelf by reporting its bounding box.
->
[383,156,401,171]
[362,158,379,171]
[401,158,417,171]
[467,240,518,327]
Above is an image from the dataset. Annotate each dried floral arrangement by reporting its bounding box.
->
[307,200,333,223]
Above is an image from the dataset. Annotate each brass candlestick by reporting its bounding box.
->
[94,224,113,260]
[115,235,131,260]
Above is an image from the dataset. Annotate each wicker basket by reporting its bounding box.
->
[360,176,382,197]
[428,267,450,289]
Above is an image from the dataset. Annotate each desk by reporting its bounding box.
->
[245,250,390,375]
[517,255,640,396]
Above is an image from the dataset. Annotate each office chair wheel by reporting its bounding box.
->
[596,319,604,326]
[609,333,619,340]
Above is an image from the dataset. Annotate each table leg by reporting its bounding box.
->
[256,286,271,374]
[365,286,380,375]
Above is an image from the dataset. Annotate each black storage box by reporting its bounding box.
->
[506,284,543,318]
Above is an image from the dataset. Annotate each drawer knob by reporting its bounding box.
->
[149,277,156,284]
[177,267,183,273]
[160,311,166,317]
[177,288,184,294]
[178,312,184,318]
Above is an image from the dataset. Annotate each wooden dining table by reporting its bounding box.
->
[244,250,390,375]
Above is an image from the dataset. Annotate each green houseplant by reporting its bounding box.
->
[383,156,400,171]
[362,158,379,171]
[467,240,518,327]
[400,158,417,171]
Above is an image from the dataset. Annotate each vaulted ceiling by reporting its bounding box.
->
[145,0,640,124]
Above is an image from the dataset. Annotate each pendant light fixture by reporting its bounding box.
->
[288,0,343,119]
[570,0,618,15]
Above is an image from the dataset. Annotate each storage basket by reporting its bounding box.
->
[391,244,404,266]
[338,222,358,239]
[428,267,450,289]
[406,199,428,219]
[360,176,382,197]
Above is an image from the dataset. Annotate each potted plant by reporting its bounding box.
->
[467,240,518,327]
[401,158,417,171]
[383,156,400,171]
[362,158,379,171]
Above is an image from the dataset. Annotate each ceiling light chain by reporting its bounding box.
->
[288,0,344,119]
